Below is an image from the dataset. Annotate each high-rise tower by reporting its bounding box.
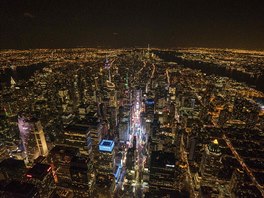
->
[104,57,112,82]
[199,139,222,183]
[18,114,48,164]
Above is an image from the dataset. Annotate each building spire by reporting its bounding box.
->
[10,76,16,88]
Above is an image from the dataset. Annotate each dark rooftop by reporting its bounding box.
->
[0,158,26,169]
[49,145,79,156]
[70,156,90,171]
[26,163,51,181]
[64,124,89,134]
[3,180,39,198]
[150,151,176,169]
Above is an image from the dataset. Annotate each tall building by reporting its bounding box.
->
[118,118,130,143]
[96,139,115,175]
[88,121,103,152]
[104,57,111,82]
[70,156,94,197]
[25,163,55,198]
[199,139,222,183]
[18,114,48,164]
[149,151,177,196]
[94,139,116,198]
[108,106,118,132]
[64,124,92,156]
[145,98,155,122]
[118,105,131,143]
[47,145,79,187]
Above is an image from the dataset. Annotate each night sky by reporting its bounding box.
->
[1,0,264,49]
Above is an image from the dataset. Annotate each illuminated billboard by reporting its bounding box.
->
[99,139,115,152]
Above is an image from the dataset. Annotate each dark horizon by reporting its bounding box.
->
[1,0,264,50]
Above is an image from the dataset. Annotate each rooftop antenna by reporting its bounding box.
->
[148,44,150,54]
[147,44,150,59]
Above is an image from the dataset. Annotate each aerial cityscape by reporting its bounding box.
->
[1,0,264,198]
[0,48,264,198]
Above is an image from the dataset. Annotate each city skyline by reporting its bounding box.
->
[1,48,264,197]
[1,0,264,197]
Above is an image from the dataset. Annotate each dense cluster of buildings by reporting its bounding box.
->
[178,48,264,79]
[0,48,264,197]
[155,48,264,93]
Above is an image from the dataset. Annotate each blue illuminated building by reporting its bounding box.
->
[96,139,116,177]
[99,139,115,153]
[114,165,122,183]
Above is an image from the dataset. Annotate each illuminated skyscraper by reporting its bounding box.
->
[94,139,116,197]
[199,139,222,182]
[104,57,112,82]
[18,114,48,164]
[97,140,115,173]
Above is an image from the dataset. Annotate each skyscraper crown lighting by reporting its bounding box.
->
[99,139,115,152]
